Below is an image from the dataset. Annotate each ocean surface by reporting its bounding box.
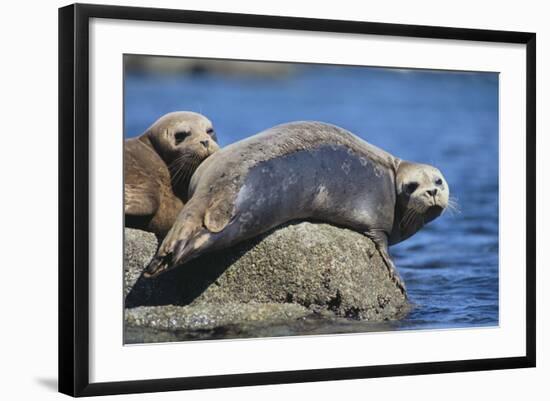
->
[124,62,499,334]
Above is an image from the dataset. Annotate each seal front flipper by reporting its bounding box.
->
[203,195,234,233]
[144,226,213,278]
[364,229,407,296]
[143,200,217,278]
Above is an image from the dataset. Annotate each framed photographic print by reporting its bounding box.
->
[58,3,536,397]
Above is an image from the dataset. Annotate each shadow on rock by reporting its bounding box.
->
[125,239,260,307]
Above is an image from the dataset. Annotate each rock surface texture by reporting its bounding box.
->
[124,223,409,340]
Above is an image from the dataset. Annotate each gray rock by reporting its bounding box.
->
[125,303,311,332]
[124,303,402,343]
[124,222,409,331]
[123,228,157,298]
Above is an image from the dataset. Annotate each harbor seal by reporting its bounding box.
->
[124,111,219,237]
[144,121,449,293]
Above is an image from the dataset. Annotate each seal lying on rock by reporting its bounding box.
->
[125,111,219,237]
[144,121,449,292]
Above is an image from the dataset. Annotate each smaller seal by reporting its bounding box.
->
[124,111,219,238]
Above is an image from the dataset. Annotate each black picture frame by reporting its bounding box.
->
[58,3,536,397]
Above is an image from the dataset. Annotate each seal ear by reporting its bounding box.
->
[204,196,234,233]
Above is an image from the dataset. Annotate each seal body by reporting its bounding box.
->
[146,122,449,292]
[124,111,219,237]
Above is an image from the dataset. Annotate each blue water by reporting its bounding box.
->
[124,63,499,331]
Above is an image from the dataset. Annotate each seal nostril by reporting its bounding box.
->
[427,188,438,196]
[200,140,209,148]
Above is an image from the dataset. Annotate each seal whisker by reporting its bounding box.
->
[178,160,197,185]
[169,151,194,170]
[170,152,191,171]
[405,210,417,229]
[169,158,187,176]
[447,198,461,215]
[401,209,418,230]
[399,210,410,229]
[400,209,412,229]
[171,154,197,185]
[170,160,187,184]
[169,153,187,168]
[173,158,190,182]
[408,211,419,229]
[448,202,460,212]
[174,155,202,187]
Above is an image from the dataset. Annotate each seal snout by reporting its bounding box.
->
[424,187,442,208]
[422,186,447,215]
[426,187,438,197]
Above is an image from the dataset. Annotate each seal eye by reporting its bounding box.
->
[435,178,443,185]
[174,131,190,145]
[206,128,217,141]
[405,182,419,194]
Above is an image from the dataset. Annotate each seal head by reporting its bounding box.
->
[124,111,219,237]
[146,111,219,182]
[390,161,449,244]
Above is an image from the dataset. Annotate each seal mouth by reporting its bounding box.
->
[425,205,444,221]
